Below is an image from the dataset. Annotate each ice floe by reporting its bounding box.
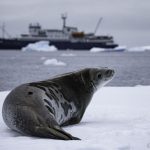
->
[43,58,66,66]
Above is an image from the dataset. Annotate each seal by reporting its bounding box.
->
[2,67,114,140]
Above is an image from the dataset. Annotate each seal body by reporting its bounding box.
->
[2,68,114,140]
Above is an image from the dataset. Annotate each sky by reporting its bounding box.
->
[0,0,150,47]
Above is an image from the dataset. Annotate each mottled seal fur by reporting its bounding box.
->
[2,68,114,140]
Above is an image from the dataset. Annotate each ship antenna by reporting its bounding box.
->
[61,13,67,29]
[94,17,103,35]
[0,22,11,38]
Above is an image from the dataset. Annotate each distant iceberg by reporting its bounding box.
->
[128,46,150,52]
[22,41,57,52]
[43,58,66,66]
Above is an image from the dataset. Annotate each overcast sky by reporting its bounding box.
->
[0,0,150,47]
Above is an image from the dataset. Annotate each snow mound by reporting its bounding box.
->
[43,58,66,66]
[22,41,57,52]
[61,53,76,57]
[90,47,105,52]
[0,86,150,149]
[128,46,150,52]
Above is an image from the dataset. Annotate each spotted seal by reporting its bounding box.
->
[2,68,114,140]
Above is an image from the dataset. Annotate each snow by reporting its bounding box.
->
[43,58,66,66]
[21,41,57,52]
[0,86,150,150]
[128,46,150,52]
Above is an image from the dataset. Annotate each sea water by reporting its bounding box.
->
[0,50,150,91]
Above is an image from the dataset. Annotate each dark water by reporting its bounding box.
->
[0,50,150,91]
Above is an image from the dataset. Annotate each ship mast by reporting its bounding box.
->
[2,23,5,38]
[0,23,5,38]
[94,17,103,35]
[61,13,67,29]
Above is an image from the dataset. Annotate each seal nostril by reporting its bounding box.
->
[105,70,112,76]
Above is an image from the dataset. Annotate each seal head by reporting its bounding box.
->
[88,68,114,90]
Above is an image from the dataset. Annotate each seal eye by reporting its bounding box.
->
[97,73,102,79]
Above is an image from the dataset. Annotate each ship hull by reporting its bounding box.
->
[0,38,118,50]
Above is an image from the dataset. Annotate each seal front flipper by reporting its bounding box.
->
[35,126,80,140]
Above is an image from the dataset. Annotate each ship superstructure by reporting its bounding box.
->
[0,14,118,50]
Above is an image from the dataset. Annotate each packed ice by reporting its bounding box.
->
[0,86,150,150]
